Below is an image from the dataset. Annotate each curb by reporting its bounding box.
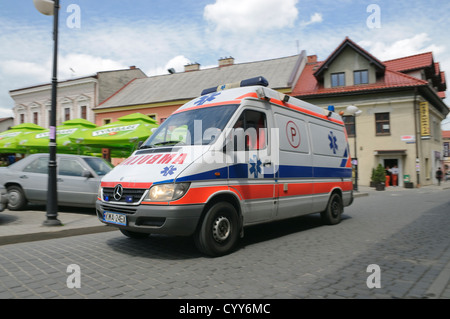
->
[0,225,117,247]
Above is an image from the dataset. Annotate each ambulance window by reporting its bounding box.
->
[144,104,239,147]
[233,110,267,150]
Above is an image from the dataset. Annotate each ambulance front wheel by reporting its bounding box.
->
[195,202,239,257]
[321,192,343,225]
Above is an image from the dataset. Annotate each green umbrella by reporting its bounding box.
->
[17,119,98,155]
[0,123,46,154]
[69,113,159,157]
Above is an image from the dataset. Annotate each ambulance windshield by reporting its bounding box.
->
[142,104,239,147]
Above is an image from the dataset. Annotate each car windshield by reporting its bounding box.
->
[83,157,114,176]
[142,104,239,147]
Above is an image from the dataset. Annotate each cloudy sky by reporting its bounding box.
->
[1,0,449,128]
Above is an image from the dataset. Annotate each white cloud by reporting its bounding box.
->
[58,54,128,79]
[0,60,49,84]
[301,13,323,27]
[359,33,445,61]
[150,55,192,75]
[204,0,299,33]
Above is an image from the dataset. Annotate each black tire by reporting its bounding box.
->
[7,185,27,211]
[320,193,343,225]
[195,202,239,257]
[120,229,150,239]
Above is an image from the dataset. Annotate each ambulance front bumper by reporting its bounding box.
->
[96,201,204,236]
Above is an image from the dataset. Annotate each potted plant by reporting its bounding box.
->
[372,164,386,191]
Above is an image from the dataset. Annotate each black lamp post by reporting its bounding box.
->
[34,0,62,226]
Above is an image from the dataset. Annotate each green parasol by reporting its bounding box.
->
[17,119,99,155]
[69,113,159,157]
[0,123,46,154]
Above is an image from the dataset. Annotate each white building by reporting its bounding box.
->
[9,67,146,127]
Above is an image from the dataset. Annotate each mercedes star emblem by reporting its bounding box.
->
[113,184,123,201]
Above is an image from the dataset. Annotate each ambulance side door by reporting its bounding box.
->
[274,110,314,219]
[228,104,277,224]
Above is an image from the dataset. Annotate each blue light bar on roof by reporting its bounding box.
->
[201,76,269,95]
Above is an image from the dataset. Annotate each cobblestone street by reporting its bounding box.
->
[0,186,449,300]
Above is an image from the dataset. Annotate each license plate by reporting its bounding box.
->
[103,211,127,226]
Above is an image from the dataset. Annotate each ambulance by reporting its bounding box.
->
[96,77,354,256]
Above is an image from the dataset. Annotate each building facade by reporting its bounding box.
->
[292,38,448,187]
[9,67,146,128]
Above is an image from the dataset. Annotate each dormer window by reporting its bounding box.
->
[331,72,345,87]
[354,70,369,85]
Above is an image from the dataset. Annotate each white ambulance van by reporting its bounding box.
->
[96,77,353,256]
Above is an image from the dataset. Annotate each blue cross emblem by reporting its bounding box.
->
[249,155,262,178]
[193,92,221,106]
[161,165,177,176]
[328,132,338,154]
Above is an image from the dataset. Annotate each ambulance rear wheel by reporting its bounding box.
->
[321,193,343,225]
[195,202,239,257]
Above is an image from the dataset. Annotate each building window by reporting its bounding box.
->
[354,70,369,85]
[33,112,38,125]
[160,118,167,124]
[343,116,355,137]
[331,72,345,87]
[64,108,70,121]
[20,114,25,124]
[375,112,390,135]
[80,105,87,120]
[103,118,111,125]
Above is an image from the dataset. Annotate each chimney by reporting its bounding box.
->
[184,62,200,72]
[307,55,317,64]
[129,66,136,69]
[218,57,234,67]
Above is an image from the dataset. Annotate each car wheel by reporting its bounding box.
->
[320,192,343,225]
[119,229,150,239]
[7,186,27,211]
[195,202,239,257]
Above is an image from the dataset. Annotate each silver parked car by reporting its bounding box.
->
[0,185,7,212]
[0,153,113,210]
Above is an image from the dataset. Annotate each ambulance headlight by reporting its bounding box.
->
[146,183,190,202]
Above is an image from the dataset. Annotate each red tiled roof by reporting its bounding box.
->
[442,131,450,139]
[293,62,428,97]
[384,52,433,72]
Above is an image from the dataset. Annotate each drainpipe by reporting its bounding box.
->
[413,87,420,187]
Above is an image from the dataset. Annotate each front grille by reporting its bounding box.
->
[103,187,147,203]
[100,203,137,215]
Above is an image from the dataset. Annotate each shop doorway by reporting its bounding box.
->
[384,158,399,186]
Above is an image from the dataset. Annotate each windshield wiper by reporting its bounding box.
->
[139,144,155,149]
[153,140,186,146]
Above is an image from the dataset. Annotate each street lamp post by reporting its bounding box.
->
[34,0,62,226]
[346,105,362,192]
